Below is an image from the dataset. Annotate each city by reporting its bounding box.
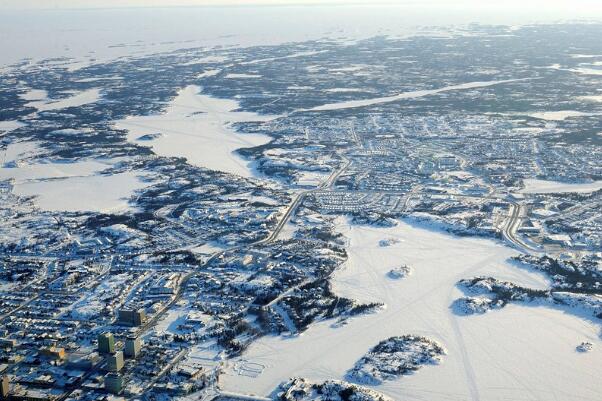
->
[0,7,601,401]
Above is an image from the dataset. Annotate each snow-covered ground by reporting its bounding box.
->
[116,85,278,178]
[1,141,42,165]
[155,306,189,335]
[225,73,263,79]
[570,67,602,76]
[324,88,366,93]
[196,69,221,79]
[69,273,130,320]
[296,171,331,187]
[221,218,601,401]
[22,88,101,112]
[0,120,25,135]
[520,179,602,194]
[302,79,527,112]
[578,94,602,102]
[526,110,592,121]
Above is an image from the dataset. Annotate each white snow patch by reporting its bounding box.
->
[24,88,101,112]
[0,121,25,135]
[520,179,602,194]
[296,171,330,187]
[325,88,365,93]
[526,110,592,121]
[578,95,602,103]
[1,141,42,166]
[569,67,602,76]
[73,76,122,83]
[225,73,262,79]
[196,69,221,78]
[20,89,48,101]
[155,306,188,335]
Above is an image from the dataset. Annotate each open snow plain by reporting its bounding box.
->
[222,218,602,401]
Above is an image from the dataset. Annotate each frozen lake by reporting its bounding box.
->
[21,88,101,112]
[221,218,601,400]
[302,79,527,112]
[0,142,147,213]
[117,85,277,178]
[521,179,602,194]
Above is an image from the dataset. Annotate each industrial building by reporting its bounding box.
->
[39,347,65,361]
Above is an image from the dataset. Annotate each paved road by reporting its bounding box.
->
[501,203,540,254]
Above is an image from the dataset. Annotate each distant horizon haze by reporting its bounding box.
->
[2,0,602,12]
[1,0,601,67]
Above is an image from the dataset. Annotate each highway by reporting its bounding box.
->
[501,203,541,254]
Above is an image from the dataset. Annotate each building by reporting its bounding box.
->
[106,351,124,372]
[117,309,146,327]
[98,333,115,355]
[8,387,64,401]
[0,339,16,350]
[149,273,180,295]
[1,375,9,399]
[39,347,65,361]
[124,337,141,359]
[104,373,123,395]
[67,352,100,370]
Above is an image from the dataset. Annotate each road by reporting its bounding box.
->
[501,203,541,254]
[130,155,353,394]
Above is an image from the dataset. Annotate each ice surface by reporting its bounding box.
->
[225,73,262,79]
[520,179,602,194]
[117,85,278,178]
[13,171,147,213]
[221,219,601,400]
[302,79,527,112]
[0,146,148,213]
[570,67,602,76]
[526,111,592,121]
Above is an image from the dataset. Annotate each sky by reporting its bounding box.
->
[2,0,602,11]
